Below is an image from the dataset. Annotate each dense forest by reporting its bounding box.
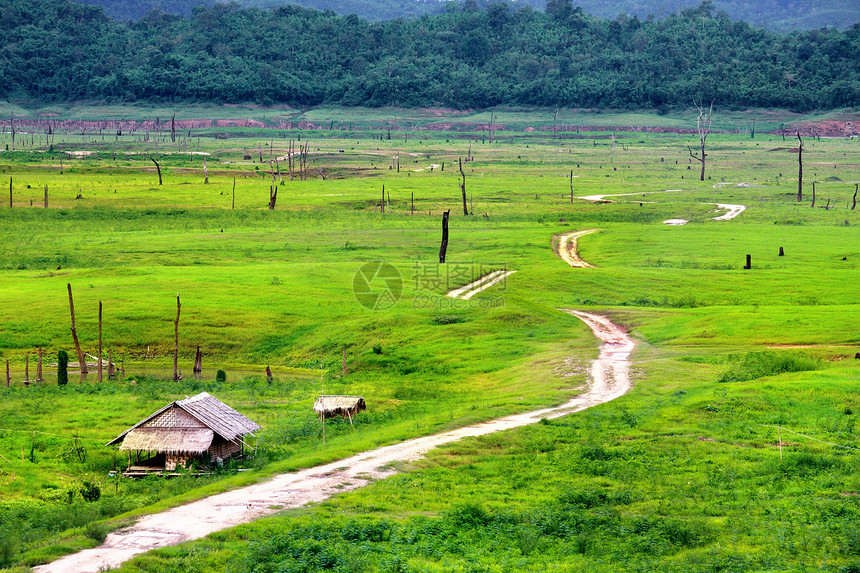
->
[73,0,859,32]
[2,0,859,110]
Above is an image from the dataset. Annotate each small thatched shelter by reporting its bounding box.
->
[314,395,366,423]
[106,392,260,474]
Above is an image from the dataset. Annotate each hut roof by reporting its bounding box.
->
[313,395,366,419]
[106,392,261,449]
[119,428,214,455]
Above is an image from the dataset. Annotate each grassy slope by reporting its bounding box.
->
[0,117,858,570]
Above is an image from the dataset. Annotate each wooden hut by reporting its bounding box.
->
[313,395,366,424]
[106,392,260,475]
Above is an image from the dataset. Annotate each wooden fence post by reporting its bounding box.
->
[439,210,450,263]
[174,294,181,381]
[67,284,87,374]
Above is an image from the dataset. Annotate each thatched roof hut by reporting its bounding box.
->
[106,392,260,473]
[314,395,366,421]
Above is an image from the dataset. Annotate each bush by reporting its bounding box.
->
[80,481,101,502]
[718,351,821,383]
[57,350,68,385]
[84,522,107,544]
[432,314,465,325]
[215,369,227,383]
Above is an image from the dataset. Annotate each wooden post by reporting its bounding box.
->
[411,192,414,215]
[744,254,751,270]
[853,184,857,211]
[381,185,385,213]
[8,177,11,208]
[779,247,784,257]
[150,156,162,185]
[67,283,87,374]
[174,294,180,382]
[108,349,114,378]
[796,133,803,202]
[439,210,450,263]
[98,301,103,383]
[25,354,29,383]
[459,158,468,216]
[778,425,782,460]
[342,345,346,378]
[570,170,574,203]
[203,156,209,184]
[44,184,48,208]
[193,346,202,375]
[811,181,816,208]
[320,371,325,445]
[232,178,236,209]
[37,346,42,382]
[5,359,9,387]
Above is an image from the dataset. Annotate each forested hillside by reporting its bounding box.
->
[72,0,859,32]
[2,0,859,110]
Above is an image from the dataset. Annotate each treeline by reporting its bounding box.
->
[1,0,859,110]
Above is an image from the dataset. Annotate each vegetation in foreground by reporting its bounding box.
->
[0,115,857,570]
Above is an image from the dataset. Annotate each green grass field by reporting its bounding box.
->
[0,110,858,571]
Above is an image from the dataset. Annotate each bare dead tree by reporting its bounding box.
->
[98,301,103,383]
[796,132,804,202]
[488,112,496,144]
[570,170,574,203]
[746,114,757,139]
[852,184,857,210]
[268,184,277,210]
[811,181,816,208]
[10,110,14,152]
[173,294,181,382]
[170,114,176,143]
[67,283,87,374]
[459,158,468,215]
[193,346,202,375]
[232,177,236,209]
[44,185,48,208]
[439,210,450,263]
[553,108,559,139]
[37,346,43,382]
[687,100,714,181]
[150,156,162,185]
[8,177,11,208]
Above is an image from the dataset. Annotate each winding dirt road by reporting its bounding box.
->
[556,229,598,267]
[34,311,634,573]
[446,270,516,300]
[709,203,747,221]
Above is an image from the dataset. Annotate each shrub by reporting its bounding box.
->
[215,370,227,383]
[84,522,107,544]
[718,351,821,383]
[80,481,101,502]
[432,314,465,325]
[57,350,68,385]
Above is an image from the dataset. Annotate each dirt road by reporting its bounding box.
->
[709,203,747,221]
[34,311,633,573]
[556,229,598,267]
[446,270,516,300]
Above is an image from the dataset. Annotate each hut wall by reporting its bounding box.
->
[165,453,192,471]
[208,439,241,462]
